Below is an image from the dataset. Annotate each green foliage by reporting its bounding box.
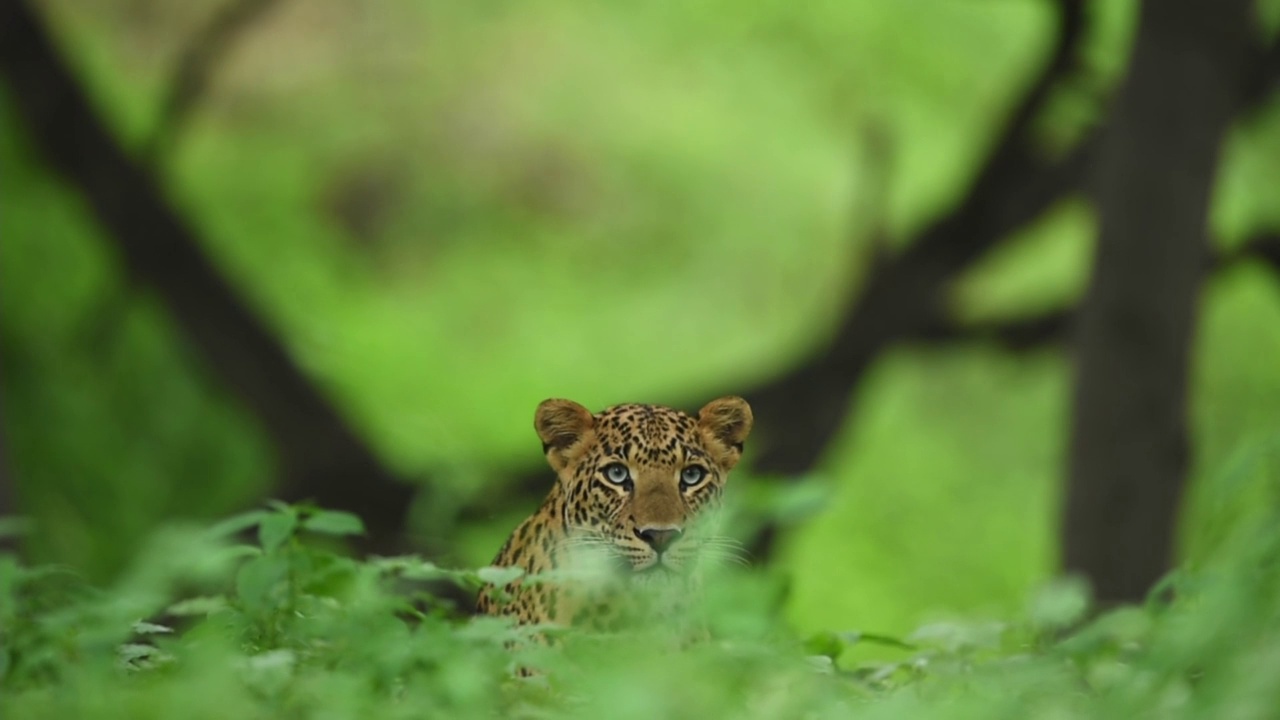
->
[5,499,1280,719]
[4,0,1280,663]
[0,92,270,579]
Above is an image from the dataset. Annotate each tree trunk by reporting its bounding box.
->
[1064,0,1256,604]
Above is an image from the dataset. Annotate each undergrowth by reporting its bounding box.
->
[3,495,1280,720]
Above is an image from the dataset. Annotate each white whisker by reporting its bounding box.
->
[696,536,752,567]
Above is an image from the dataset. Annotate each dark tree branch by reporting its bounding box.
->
[912,309,1074,351]
[910,231,1280,352]
[0,0,415,555]
[1220,232,1280,273]
[145,0,282,163]
[1240,35,1280,116]
[732,0,1091,480]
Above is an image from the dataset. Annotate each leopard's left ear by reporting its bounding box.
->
[697,396,753,470]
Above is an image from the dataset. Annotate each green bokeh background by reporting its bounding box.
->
[3,0,1279,643]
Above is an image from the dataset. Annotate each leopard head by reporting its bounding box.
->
[534,396,752,576]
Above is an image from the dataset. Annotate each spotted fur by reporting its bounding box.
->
[476,397,753,629]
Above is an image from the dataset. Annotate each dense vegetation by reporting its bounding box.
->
[3,444,1280,719]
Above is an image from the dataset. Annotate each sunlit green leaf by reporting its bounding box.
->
[130,621,173,635]
[166,595,228,616]
[205,510,269,539]
[235,553,288,613]
[476,566,524,586]
[301,510,365,537]
[1027,576,1090,631]
[258,512,297,553]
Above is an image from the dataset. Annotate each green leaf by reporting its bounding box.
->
[236,554,288,613]
[846,631,916,651]
[205,510,269,539]
[803,631,845,659]
[1059,606,1153,657]
[242,649,296,694]
[400,561,450,582]
[1028,576,1090,631]
[166,596,228,616]
[476,566,525,586]
[118,643,161,663]
[130,621,173,635]
[258,511,297,553]
[222,544,263,561]
[804,630,914,660]
[0,517,33,538]
[909,621,1006,654]
[301,510,365,536]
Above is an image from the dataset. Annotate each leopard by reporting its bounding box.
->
[475,396,753,633]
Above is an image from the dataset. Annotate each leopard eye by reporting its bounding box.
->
[680,465,708,487]
[602,463,631,485]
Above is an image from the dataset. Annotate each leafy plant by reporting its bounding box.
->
[4,495,1280,719]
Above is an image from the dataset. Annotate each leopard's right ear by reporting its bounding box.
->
[535,399,594,473]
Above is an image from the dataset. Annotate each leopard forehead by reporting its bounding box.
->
[587,403,704,464]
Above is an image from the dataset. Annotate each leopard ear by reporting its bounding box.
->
[697,396,753,470]
[535,399,595,473]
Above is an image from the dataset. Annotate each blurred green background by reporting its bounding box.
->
[3,0,1279,643]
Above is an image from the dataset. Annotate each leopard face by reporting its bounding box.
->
[477,396,753,626]
[537,397,753,578]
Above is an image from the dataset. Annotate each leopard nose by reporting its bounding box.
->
[636,526,683,553]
